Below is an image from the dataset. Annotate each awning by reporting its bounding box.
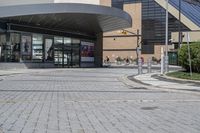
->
[0,3,132,36]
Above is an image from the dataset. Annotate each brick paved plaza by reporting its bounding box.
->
[0,68,200,133]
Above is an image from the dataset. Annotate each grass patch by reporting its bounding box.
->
[166,71,200,81]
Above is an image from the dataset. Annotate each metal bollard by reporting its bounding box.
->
[138,58,142,75]
[161,47,164,75]
[147,58,152,73]
[164,56,169,73]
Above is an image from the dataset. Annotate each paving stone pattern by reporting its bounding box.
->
[0,68,200,133]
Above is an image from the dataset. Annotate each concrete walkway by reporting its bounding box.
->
[0,68,200,133]
[0,69,29,76]
[132,72,200,93]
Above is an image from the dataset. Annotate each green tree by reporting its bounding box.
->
[178,42,200,73]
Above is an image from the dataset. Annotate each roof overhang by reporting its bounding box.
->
[0,3,132,37]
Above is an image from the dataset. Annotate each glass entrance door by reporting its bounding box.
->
[63,38,72,68]
[54,37,63,67]
[63,49,71,67]
[54,37,80,68]
[71,44,80,67]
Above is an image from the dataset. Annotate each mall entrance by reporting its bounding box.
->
[0,32,95,68]
[53,37,80,68]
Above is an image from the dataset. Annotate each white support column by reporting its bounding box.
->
[165,0,169,73]
[161,47,164,75]
[138,48,142,75]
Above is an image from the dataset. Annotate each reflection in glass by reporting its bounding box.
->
[0,34,6,62]
[45,39,53,62]
[54,37,63,65]
[32,34,43,61]
[72,39,80,67]
[10,33,20,62]
[21,35,32,61]
[64,37,71,45]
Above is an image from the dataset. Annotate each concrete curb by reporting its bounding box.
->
[163,74,200,84]
[0,73,24,76]
[125,74,200,96]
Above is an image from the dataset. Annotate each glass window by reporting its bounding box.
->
[32,34,43,61]
[54,37,63,44]
[64,37,71,45]
[10,33,20,62]
[72,39,80,44]
[0,34,6,62]
[72,39,80,67]
[54,37,63,65]
[21,35,32,61]
[45,38,54,62]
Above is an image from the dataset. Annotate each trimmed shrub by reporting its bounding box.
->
[178,42,200,73]
[115,56,124,62]
[152,56,161,64]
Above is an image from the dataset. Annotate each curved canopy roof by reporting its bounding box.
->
[0,3,132,36]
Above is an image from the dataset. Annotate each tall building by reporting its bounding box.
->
[103,0,200,63]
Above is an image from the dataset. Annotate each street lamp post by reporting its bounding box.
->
[178,0,182,48]
[165,0,169,73]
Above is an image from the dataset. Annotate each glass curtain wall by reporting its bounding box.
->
[111,0,189,54]
[141,0,189,53]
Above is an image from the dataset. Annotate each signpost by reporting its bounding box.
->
[186,32,193,77]
[161,47,164,75]
[165,0,169,73]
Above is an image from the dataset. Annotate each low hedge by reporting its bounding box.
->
[178,42,200,73]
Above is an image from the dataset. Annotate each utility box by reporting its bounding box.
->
[168,51,178,65]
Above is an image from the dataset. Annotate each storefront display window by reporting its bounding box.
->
[64,37,71,46]
[45,38,54,62]
[72,39,80,44]
[10,33,20,62]
[72,39,80,67]
[21,35,32,61]
[0,34,6,62]
[0,31,94,67]
[54,37,63,65]
[81,41,94,62]
[32,34,43,61]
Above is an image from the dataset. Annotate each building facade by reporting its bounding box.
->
[103,0,200,64]
[0,0,132,68]
[0,0,200,69]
